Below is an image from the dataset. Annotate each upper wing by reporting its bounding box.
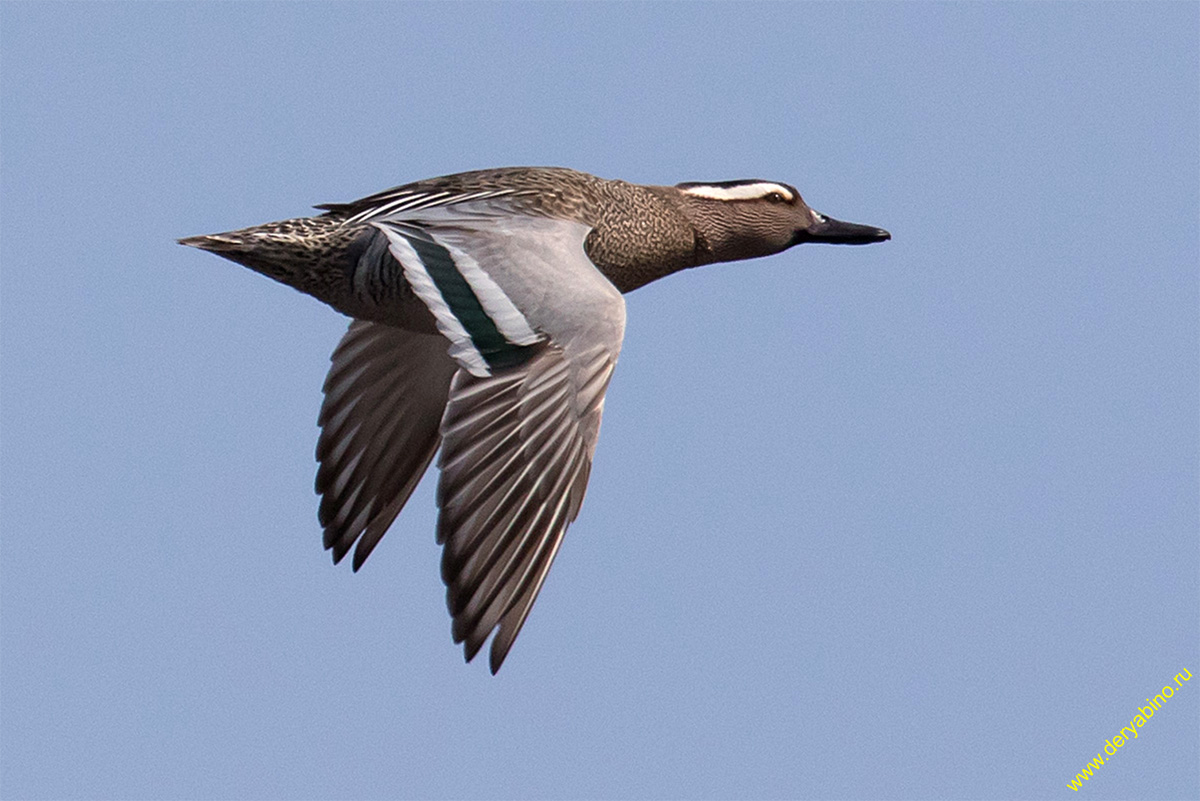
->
[316,320,457,571]
[438,342,616,672]
[371,202,627,671]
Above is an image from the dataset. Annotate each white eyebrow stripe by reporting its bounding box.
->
[680,182,794,202]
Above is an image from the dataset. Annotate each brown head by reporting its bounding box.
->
[670,179,891,265]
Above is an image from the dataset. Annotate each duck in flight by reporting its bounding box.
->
[180,166,891,672]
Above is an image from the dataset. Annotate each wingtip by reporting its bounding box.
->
[489,646,507,675]
[462,636,485,665]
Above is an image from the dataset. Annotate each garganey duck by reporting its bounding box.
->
[180,166,890,672]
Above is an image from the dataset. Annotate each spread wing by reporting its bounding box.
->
[370,201,627,671]
[438,342,616,672]
[316,321,457,570]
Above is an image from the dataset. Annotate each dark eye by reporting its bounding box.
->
[765,192,786,203]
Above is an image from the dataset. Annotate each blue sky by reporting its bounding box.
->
[1,3,1196,799]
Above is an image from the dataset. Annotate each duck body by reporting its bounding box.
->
[181,166,890,672]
